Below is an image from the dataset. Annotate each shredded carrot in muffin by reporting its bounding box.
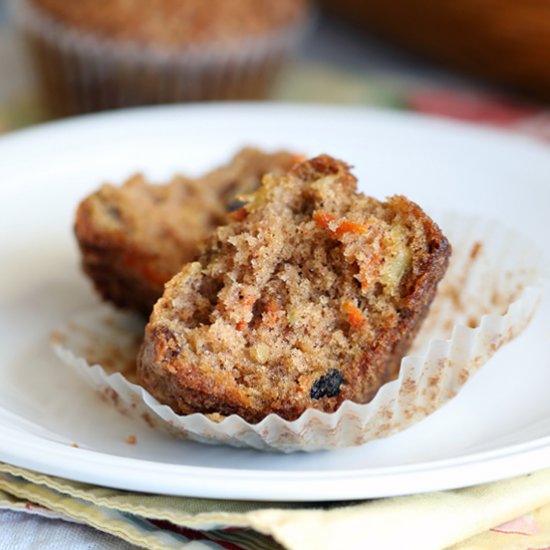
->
[312,210,335,230]
[342,300,367,329]
[228,207,248,221]
[335,220,369,236]
[314,211,369,236]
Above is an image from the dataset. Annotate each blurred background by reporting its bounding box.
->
[1,0,549,140]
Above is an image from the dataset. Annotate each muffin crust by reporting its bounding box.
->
[32,0,310,47]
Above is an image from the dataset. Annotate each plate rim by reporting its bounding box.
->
[1,101,549,156]
[3,421,550,501]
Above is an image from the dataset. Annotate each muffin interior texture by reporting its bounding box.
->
[138,155,451,422]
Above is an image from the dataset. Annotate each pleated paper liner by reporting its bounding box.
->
[51,212,544,452]
[12,0,312,117]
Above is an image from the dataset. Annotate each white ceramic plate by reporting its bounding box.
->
[0,104,549,501]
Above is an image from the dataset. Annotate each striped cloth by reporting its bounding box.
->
[3,463,550,549]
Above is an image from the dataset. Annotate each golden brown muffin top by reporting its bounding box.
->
[32,0,310,47]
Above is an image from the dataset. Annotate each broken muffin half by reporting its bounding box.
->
[75,148,298,315]
[137,155,451,423]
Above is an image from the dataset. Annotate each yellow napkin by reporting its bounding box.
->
[2,463,550,550]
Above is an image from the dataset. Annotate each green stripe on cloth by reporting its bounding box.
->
[0,487,28,509]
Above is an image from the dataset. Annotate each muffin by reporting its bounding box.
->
[75,148,298,316]
[137,154,451,423]
[13,0,312,118]
[54,209,541,451]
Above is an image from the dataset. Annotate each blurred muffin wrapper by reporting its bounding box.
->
[12,0,313,117]
[51,212,544,452]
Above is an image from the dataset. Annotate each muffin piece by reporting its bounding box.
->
[75,148,298,315]
[15,0,311,117]
[138,155,451,423]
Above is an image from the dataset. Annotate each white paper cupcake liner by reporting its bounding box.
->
[51,212,544,452]
[11,0,313,116]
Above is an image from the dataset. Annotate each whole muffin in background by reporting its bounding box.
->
[12,0,311,118]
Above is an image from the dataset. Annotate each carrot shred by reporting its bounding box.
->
[314,212,369,237]
[313,211,336,230]
[335,220,369,236]
[228,207,248,221]
[342,300,367,329]
[236,321,247,331]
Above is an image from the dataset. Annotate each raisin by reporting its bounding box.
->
[310,369,345,399]
[226,199,247,213]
